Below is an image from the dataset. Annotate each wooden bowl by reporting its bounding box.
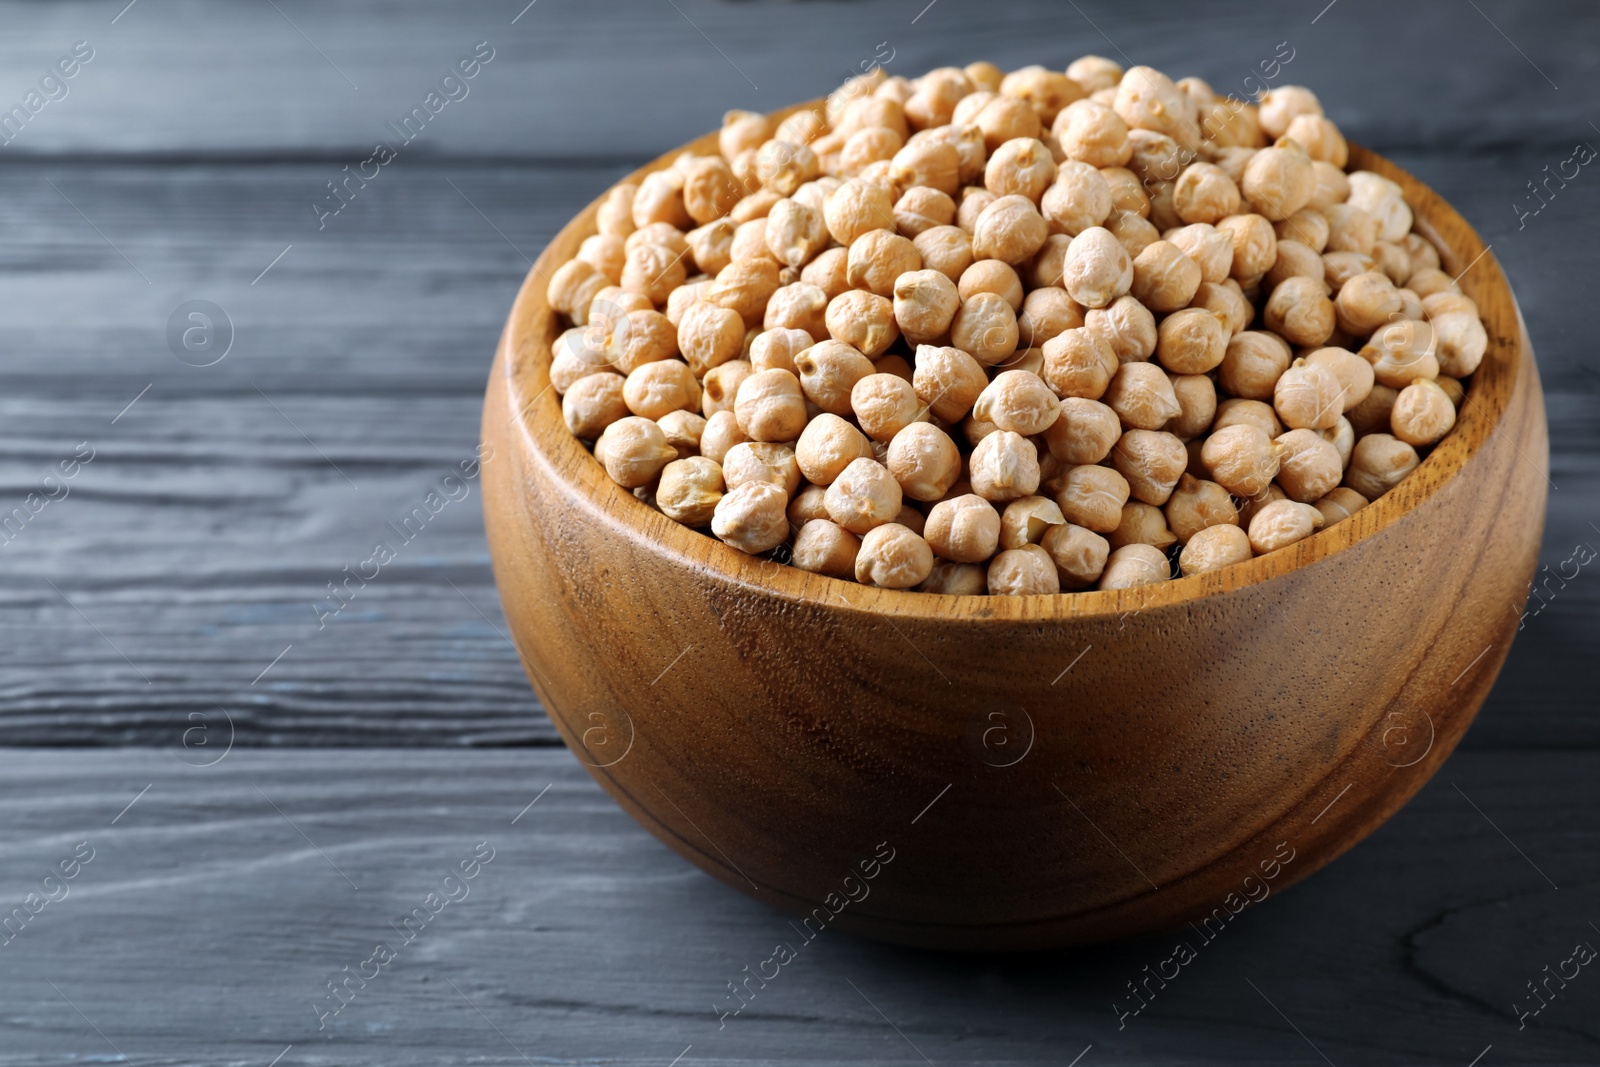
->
[481,111,1547,950]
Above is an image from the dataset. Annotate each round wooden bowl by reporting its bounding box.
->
[481,110,1547,950]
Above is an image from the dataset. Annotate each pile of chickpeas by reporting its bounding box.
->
[545,59,1485,595]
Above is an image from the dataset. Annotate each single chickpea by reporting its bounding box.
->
[686,218,737,277]
[1017,287,1086,348]
[1099,543,1171,590]
[578,234,628,284]
[950,291,1020,366]
[1275,208,1330,253]
[1334,271,1403,336]
[1166,373,1217,439]
[1042,326,1118,399]
[604,308,681,375]
[838,126,904,176]
[762,199,828,270]
[890,138,962,196]
[1027,233,1073,289]
[852,373,923,443]
[1037,398,1115,465]
[623,359,701,420]
[791,519,861,579]
[1173,162,1242,225]
[823,180,895,246]
[974,370,1061,436]
[1241,143,1315,220]
[1361,319,1440,389]
[712,481,790,554]
[1190,280,1254,336]
[895,185,957,236]
[913,343,988,422]
[1218,330,1291,401]
[987,544,1061,595]
[1053,99,1132,168]
[917,560,988,595]
[1109,429,1187,505]
[1202,424,1281,497]
[1166,224,1235,285]
[1435,376,1466,406]
[1390,378,1457,446]
[854,523,935,588]
[1324,203,1378,257]
[596,416,677,488]
[1038,522,1108,588]
[750,327,815,376]
[925,494,1002,563]
[696,362,748,420]
[985,137,1058,201]
[721,441,801,496]
[1347,171,1412,241]
[998,496,1067,549]
[1313,486,1368,527]
[795,339,875,416]
[971,94,1044,152]
[1324,251,1377,292]
[656,456,726,526]
[755,139,821,197]
[549,259,610,325]
[1274,428,1343,502]
[1263,275,1336,347]
[971,195,1050,264]
[826,289,900,359]
[1001,65,1085,124]
[1247,499,1325,554]
[1083,294,1157,362]
[958,260,1025,309]
[1263,239,1327,291]
[596,183,638,238]
[681,155,742,225]
[1346,382,1399,438]
[657,409,707,458]
[1178,524,1253,576]
[1108,501,1177,551]
[1216,213,1278,281]
[795,413,872,486]
[620,242,688,306]
[1164,473,1239,542]
[1103,363,1182,431]
[957,186,999,233]
[909,225,973,284]
[1431,311,1488,378]
[1113,66,1200,150]
[1306,160,1350,213]
[1213,398,1282,439]
[1320,414,1355,465]
[1062,226,1133,308]
[1129,240,1201,313]
[1041,161,1114,236]
[801,246,851,299]
[847,230,922,297]
[699,410,748,465]
[1101,168,1151,218]
[1302,346,1375,412]
[665,283,710,327]
[632,169,694,230]
[1145,177,1183,231]
[1405,267,1457,301]
[1258,85,1322,140]
[825,457,903,534]
[1274,358,1345,431]
[677,301,746,377]
[999,346,1046,376]
[1237,483,1288,531]
[732,368,807,442]
[729,218,775,267]
[788,484,830,526]
[1149,308,1227,376]
[893,269,961,345]
[730,188,782,223]
[886,422,961,502]
[1422,292,1478,320]
[969,430,1041,502]
[707,258,782,327]
[1054,463,1131,532]
[1344,433,1420,499]
[562,372,629,439]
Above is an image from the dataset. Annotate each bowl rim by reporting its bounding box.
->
[493,99,1525,622]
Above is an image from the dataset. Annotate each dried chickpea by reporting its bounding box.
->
[1083,294,1157,362]
[1431,312,1488,378]
[1108,501,1177,551]
[913,225,975,282]
[657,409,707,458]
[1152,307,1228,374]
[824,180,895,245]
[1166,373,1216,440]
[1213,398,1282,439]
[1165,224,1234,285]
[1164,473,1238,542]
[791,519,861,579]
[1361,319,1439,389]
[923,494,999,563]
[763,199,828,269]
[950,291,1020,366]
[730,188,781,223]
[912,560,984,594]
[882,421,958,502]
[1041,161,1114,235]
[729,218,775,265]
[632,169,693,230]
[1027,234,1072,289]
[549,259,610,324]
[674,303,742,379]
[1216,213,1278,281]
[957,186,998,233]
[1017,287,1085,348]
[1324,203,1378,256]
[787,484,830,526]
[1190,280,1254,336]
[795,413,871,486]
[1247,499,1324,554]
[826,290,900,359]
[1219,330,1291,400]
[1344,433,1419,499]
[998,496,1066,549]
[1099,543,1171,590]
[851,373,923,443]
[1062,226,1133,308]
[892,269,961,345]
[1179,523,1252,576]
[755,140,821,197]
[974,370,1061,436]
[1313,486,1367,527]
[1263,239,1326,291]
[801,246,851,299]
[1275,358,1344,431]
[1334,272,1402,336]
[763,282,829,340]
[1039,522,1109,588]
[605,308,681,374]
[1054,463,1130,532]
[1258,86,1322,140]
[795,339,874,416]
[712,481,790,554]
[1346,383,1399,438]
[1066,55,1123,94]
[825,457,903,534]
[913,343,988,422]
[847,230,922,297]
[838,126,905,176]
[596,183,638,238]
[1391,378,1457,446]
[656,456,725,526]
[665,282,710,327]
[1273,428,1342,502]
[987,544,1061,595]
[1173,162,1242,225]
[1320,416,1355,467]
[1103,362,1182,430]
[721,442,801,496]
[1101,168,1151,218]
[1263,276,1336,347]
[1110,429,1187,505]
[1202,424,1281,497]
[1275,208,1330,253]
[850,522,934,588]
[698,409,748,465]
[596,416,677,488]
[1237,483,1287,530]
[624,359,701,420]
[707,257,781,327]
[972,194,1050,264]
[701,360,753,418]
[1241,143,1315,220]
[733,368,807,441]
[1114,66,1201,151]
[578,234,627,284]
[969,94,1043,152]
[1435,376,1466,406]
[890,138,962,196]
[958,260,1025,309]
[1304,346,1374,412]
[1038,401,1115,468]
[895,185,957,236]
[682,156,742,225]
[1053,99,1132,168]
[562,372,629,439]
[1324,251,1376,292]
[985,137,1058,201]
[1129,239,1201,313]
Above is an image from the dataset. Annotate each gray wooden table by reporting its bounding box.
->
[1,1,1597,1063]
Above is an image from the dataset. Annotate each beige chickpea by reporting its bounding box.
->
[1103,362,1182,430]
[1166,373,1217,440]
[916,560,987,594]
[665,282,710,327]
[1263,239,1326,291]
[1241,144,1315,220]
[823,180,895,245]
[562,372,629,439]
[1324,203,1378,257]
[1173,162,1242,225]
[1303,346,1375,412]
[1040,161,1114,235]
[1026,233,1073,289]
[957,186,998,233]
[1345,433,1420,499]
[1348,172,1412,242]
[925,494,1002,563]
[549,327,610,394]
[1001,65,1084,124]
[922,123,990,185]
[913,343,988,422]
[1202,424,1281,497]
[632,169,693,230]
[721,442,801,496]
[1273,428,1342,502]
[1216,213,1278,281]
[711,481,790,554]
[1431,311,1488,378]
[1108,501,1177,551]
[596,182,638,238]
[1346,382,1399,438]
[1247,499,1324,554]
[1313,486,1367,527]
[762,199,828,269]
[1062,226,1133,308]
[971,195,1050,264]
[826,289,899,359]
[969,430,1041,502]
[1083,294,1157,362]
[1406,266,1458,300]
[1016,287,1085,348]
[801,246,851,300]
[1361,319,1439,389]
[1306,160,1350,213]
[1213,398,1282,439]
[657,409,707,458]
[958,260,1024,309]
[762,283,829,341]
[656,456,725,526]
[788,484,830,526]
[1113,66,1200,150]
[1219,330,1292,400]
[1038,522,1108,588]
[1422,291,1478,320]
[1263,276,1336,347]
[1178,523,1253,576]
[1324,251,1377,292]
[577,234,627,284]
[596,416,677,488]
[1274,358,1344,431]
[682,155,742,225]
[1435,376,1466,407]
[984,137,1058,201]
[604,308,681,374]
[1099,543,1171,590]
[1043,397,1121,465]
[707,258,781,327]
[895,185,957,236]
[974,370,1060,436]
[838,126,905,177]
[731,368,806,442]
[1402,232,1443,275]
[1101,168,1151,218]
[548,259,610,324]
[1165,223,1234,285]
[847,230,922,298]
[728,218,775,266]
[795,339,875,416]
[892,269,961,345]
[912,225,975,282]
[622,359,700,420]
[1053,99,1132,168]
[700,360,753,418]
[889,138,962,196]
[1390,378,1457,446]
[698,410,748,465]
[851,373,922,443]
[950,292,1020,366]
[1129,239,1201,313]
[1369,236,1413,287]
[1257,85,1322,140]
[971,94,1044,152]
[886,422,961,502]
[1110,429,1187,505]
[853,523,934,588]
[998,495,1067,549]
[1042,326,1118,399]
[755,139,821,197]
[686,218,737,276]
[730,188,782,223]
[1054,463,1130,532]
[795,413,872,486]
[1275,208,1330,253]
[1190,280,1254,336]
[1320,415,1356,468]
[1066,55,1123,92]
[1334,271,1402,337]
[825,457,904,534]
[998,346,1046,376]
[1145,177,1183,231]
[1150,307,1227,375]
[1164,473,1239,542]
[791,519,861,579]
[987,544,1061,595]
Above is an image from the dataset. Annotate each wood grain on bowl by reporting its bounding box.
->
[481,106,1548,950]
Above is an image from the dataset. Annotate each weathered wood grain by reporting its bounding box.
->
[0,747,1593,1065]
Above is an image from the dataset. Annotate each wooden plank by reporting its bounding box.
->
[0,747,1593,1065]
